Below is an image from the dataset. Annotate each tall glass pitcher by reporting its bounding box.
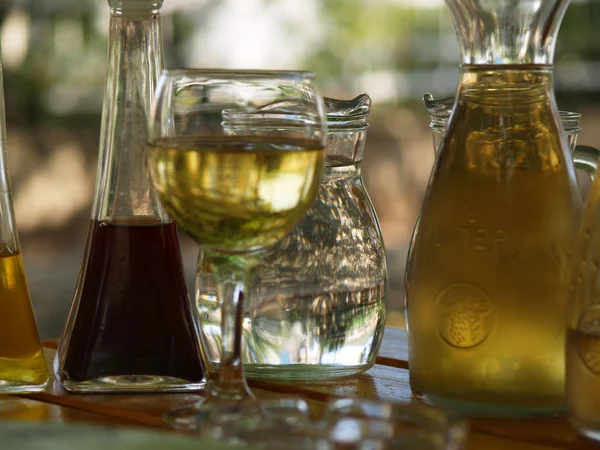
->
[405,0,581,416]
[55,0,205,392]
[0,43,47,392]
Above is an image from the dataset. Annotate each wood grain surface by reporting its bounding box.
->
[26,330,600,449]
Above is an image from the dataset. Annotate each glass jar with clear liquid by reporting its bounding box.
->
[196,94,388,381]
[406,0,582,417]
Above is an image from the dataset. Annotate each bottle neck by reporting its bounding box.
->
[0,52,9,196]
[93,10,166,220]
[109,0,163,19]
[445,0,571,65]
[0,45,19,252]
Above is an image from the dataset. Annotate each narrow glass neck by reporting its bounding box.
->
[103,13,163,118]
[0,45,19,251]
[109,0,163,18]
[93,10,166,220]
[445,0,571,65]
[0,51,9,196]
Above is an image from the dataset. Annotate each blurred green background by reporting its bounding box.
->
[1,0,599,337]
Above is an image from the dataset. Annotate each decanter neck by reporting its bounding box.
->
[445,0,571,65]
[0,48,9,195]
[0,44,19,251]
[92,2,166,219]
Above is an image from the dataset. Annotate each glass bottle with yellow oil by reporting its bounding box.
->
[0,43,48,392]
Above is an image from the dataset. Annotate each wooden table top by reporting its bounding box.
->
[1,328,596,449]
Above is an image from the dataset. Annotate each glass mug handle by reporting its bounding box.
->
[574,145,600,180]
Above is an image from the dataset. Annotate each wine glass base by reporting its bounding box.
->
[162,401,209,430]
[163,381,259,432]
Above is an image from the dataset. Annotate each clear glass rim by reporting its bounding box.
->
[560,111,582,134]
[160,69,316,81]
[559,111,582,121]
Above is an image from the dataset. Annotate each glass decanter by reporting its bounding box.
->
[196,94,387,381]
[405,0,581,416]
[0,43,47,392]
[54,0,205,392]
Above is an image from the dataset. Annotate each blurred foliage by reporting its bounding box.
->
[0,0,598,124]
[558,1,600,60]
[2,0,599,336]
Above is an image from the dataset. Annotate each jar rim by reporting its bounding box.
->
[325,94,371,130]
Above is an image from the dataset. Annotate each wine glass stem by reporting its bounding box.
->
[211,274,253,401]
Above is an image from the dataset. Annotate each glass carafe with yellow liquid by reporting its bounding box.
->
[0,43,47,392]
[405,0,581,417]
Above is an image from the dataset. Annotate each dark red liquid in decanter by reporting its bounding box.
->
[62,219,204,383]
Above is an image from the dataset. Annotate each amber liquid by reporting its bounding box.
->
[406,70,581,415]
[61,219,204,387]
[0,252,47,389]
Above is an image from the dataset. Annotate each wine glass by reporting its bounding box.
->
[147,69,327,431]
